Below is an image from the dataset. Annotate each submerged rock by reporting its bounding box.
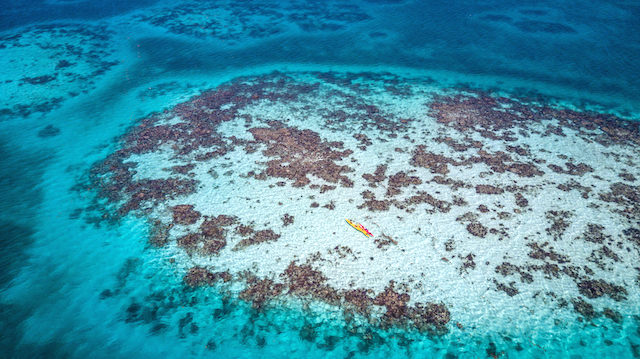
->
[37,125,60,138]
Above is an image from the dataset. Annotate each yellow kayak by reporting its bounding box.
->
[346,219,373,237]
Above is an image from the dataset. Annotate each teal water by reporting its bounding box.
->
[1,1,640,358]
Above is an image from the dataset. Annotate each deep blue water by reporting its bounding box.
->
[1,0,639,358]
[0,0,161,31]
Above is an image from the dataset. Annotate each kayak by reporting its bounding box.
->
[345,219,373,237]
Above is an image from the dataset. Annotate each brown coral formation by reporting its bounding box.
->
[429,91,640,147]
[599,182,640,222]
[373,281,410,322]
[149,220,171,247]
[281,213,295,226]
[579,224,610,244]
[362,165,387,186]
[358,190,392,211]
[466,222,488,237]
[513,193,529,207]
[374,233,398,249]
[343,289,374,314]
[120,178,198,216]
[177,233,200,252]
[577,279,627,301]
[216,262,453,333]
[410,147,453,174]
[527,242,569,263]
[353,133,372,150]
[404,191,452,213]
[184,267,231,287]
[545,211,573,239]
[235,229,281,250]
[475,184,504,195]
[548,162,594,176]
[370,281,451,333]
[430,175,469,190]
[572,297,598,319]
[386,171,422,196]
[171,204,201,225]
[249,125,354,188]
[239,277,284,309]
[282,262,340,303]
[411,145,544,178]
[197,215,238,255]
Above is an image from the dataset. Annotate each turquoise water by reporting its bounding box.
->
[1,1,640,358]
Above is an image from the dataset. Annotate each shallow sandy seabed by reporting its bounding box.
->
[84,70,640,345]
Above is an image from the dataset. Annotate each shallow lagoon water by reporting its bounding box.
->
[1,1,640,358]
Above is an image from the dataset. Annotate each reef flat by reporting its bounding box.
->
[84,70,640,347]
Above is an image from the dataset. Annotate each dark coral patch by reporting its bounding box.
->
[184,267,231,287]
[37,125,61,138]
[545,211,573,239]
[466,222,488,237]
[282,213,294,226]
[199,216,236,255]
[475,184,504,195]
[239,277,284,309]
[580,224,609,244]
[21,74,57,85]
[557,179,592,199]
[599,183,640,222]
[387,171,422,194]
[618,171,636,182]
[527,242,569,263]
[373,281,410,321]
[358,190,392,212]
[149,220,171,247]
[362,164,387,186]
[572,297,598,319]
[172,204,201,225]
[494,280,519,296]
[410,146,453,174]
[409,302,451,333]
[177,233,200,252]
[548,162,593,176]
[374,233,398,249]
[514,193,529,207]
[249,125,354,188]
[343,288,374,314]
[170,164,195,175]
[235,229,281,250]
[282,262,341,305]
[430,91,640,147]
[577,280,627,301]
[404,191,452,213]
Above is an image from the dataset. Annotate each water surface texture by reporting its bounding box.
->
[1,1,639,358]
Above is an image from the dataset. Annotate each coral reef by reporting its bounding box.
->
[84,71,640,341]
